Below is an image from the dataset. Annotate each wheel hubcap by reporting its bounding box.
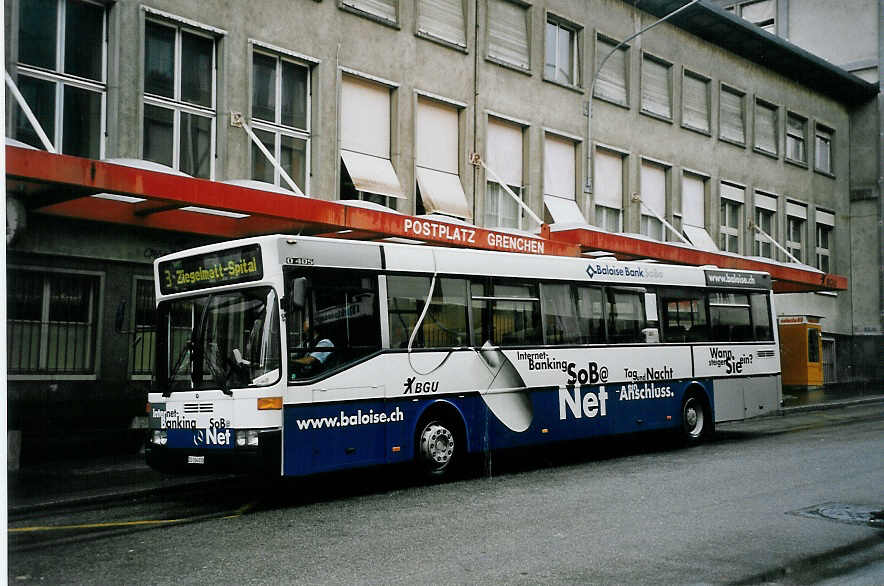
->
[421,424,454,467]
[684,400,704,438]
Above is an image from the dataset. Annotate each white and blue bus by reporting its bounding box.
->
[147,234,781,476]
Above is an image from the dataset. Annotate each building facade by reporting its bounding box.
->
[5,0,879,459]
[715,0,883,387]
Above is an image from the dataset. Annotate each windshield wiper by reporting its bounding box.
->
[163,339,194,398]
[163,295,214,397]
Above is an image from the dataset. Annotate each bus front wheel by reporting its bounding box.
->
[416,419,458,478]
[681,392,712,444]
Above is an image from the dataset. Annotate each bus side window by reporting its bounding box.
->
[575,285,605,343]
[491,281,541,347]
[660,288,708,343]
[470,280,489,346]
[606,289,646,343]
[387,275,469,348]
[709,292,752,342]
[750,293,773,341]
[541,283,582,345]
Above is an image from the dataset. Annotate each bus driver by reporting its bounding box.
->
[291,318,333,377]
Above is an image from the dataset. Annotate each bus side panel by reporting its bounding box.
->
[282,399,393,476]
[712,374,780,423]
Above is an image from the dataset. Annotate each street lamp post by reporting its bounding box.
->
[584,0,700,193]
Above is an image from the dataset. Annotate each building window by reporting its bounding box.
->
[594,36,628,105]
[485,117,525,229]
[143,19,217,178]
[415,97,470,218]
[785,112,807,164]
[130,278,156,377]
[14,0,106,158]
[815,218,833,273]
[719,85,745,145]
[681,173,718,251]
[543,133,582,224]
[7,268,101,375]
[682,71,710,133]
[786,201,807,262]
[341,0,398,24]
[641,55,672,120]
[734,0,776,34]
[754,98,778,156]
[487,0,530,71]
[753,192,776,259]
[640,161,667,241]
[417,0,467,48]
[593,148,624,232]
[815,125,833,174]
[251,50,310,191]
[340,75,404,209]
[544,17,579,86]
[719,182,744,253]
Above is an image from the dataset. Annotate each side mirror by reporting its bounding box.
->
[290,277,308,309]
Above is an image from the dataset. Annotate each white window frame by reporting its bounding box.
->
[640,159,668,241]
[142,17,218,179]
[785,111,807,165]
[485,116,526,229]
[753,205,775,258]
[249,46,312,191]
[14,0,108,158]
[719,182,744,254]
[785,202,807,263]
[814,124,834,175]
[815,217,833,273]
[593,146,626,232]
[7,266,104,381]
[544,15,580,87]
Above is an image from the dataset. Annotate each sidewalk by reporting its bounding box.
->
[7,386,884,515]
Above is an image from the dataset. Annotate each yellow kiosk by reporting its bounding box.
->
[778,315,824,388]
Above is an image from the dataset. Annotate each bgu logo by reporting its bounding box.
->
[403,377,439,394]
[193,427,231,446]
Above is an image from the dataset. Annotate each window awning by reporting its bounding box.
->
[415,166,471,219]
[683,224,719,252]
[544,195,585,224]
[341,150,405,199]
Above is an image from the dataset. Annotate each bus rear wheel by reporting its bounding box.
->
[681,393,711,444]
[417,419,458,478]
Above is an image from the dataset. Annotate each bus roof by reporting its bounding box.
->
[156,234,773,291]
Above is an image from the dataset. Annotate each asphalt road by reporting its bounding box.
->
[8,404,884,585]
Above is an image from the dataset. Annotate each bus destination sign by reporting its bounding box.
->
[159,244,263,294]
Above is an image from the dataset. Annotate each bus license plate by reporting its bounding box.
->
[187,456,205,465]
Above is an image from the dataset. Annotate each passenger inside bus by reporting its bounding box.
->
[291,319,334,377]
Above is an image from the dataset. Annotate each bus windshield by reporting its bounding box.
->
[158,287,281,393]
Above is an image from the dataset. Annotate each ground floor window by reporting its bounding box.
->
[130,278,156,377]
[7,268,101,375]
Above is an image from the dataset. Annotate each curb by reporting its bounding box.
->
[8,473,240,518]
[780,395,884,414]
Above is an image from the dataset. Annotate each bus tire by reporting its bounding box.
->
[681,391,712,445]
[415,416,460,479]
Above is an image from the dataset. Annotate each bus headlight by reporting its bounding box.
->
[236,429,260,448]
[151,430,167,446]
